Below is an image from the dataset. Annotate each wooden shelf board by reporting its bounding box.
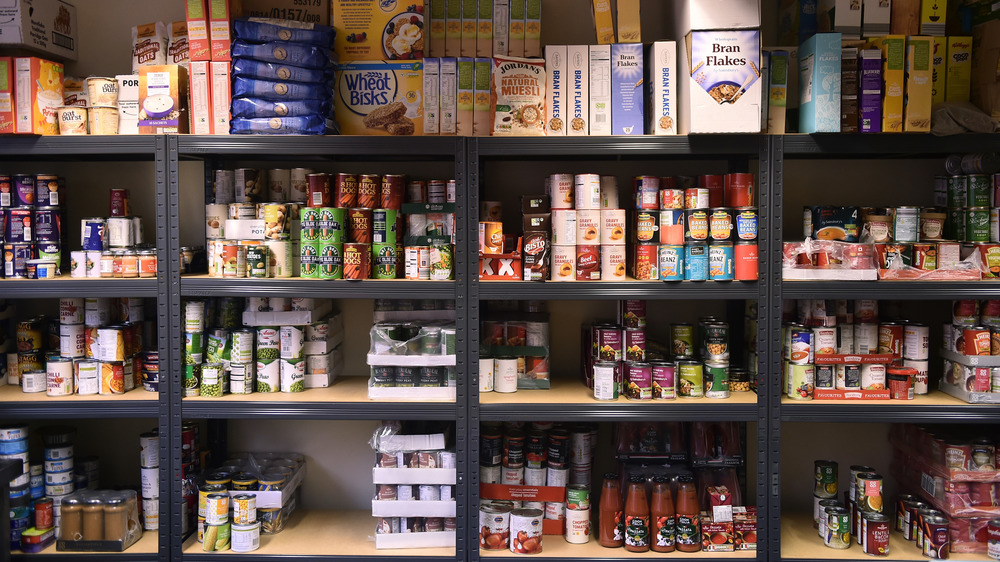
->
[480,378,758,407]
[0,384,157,403]
[26,529,158,555]
[182,376,454,405]
[780,391,974,408]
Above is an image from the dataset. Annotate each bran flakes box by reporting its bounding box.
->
[332,1,425,62]
[611,42,643,135]
[544,44,566,135]
[684,30,762,133]
[566,45,589,135]
[335,60,423,136]
[646,41,677,135]
[490,55,545,136]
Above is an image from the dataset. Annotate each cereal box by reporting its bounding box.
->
[508,0,525,57]
[477,0,493,56]
[490,55,545,136]
[920,0,946,35]
[684,30,762,134]
[0,58,13,134]
[591,0,614,45]
[461,0,476,56]
[116,74,140,134]
[242,0,330,24]
[335,61,423,135]
[904,36,932,132]
[186,0,210,62]
[945,36,972,102]
[524,0,540,57]
[646,41,677,135]
[589,44,611,135]
[798,32,841,133]
[492,0,509,56]
[210,61,230,135]
[841,47,859,133]
[765,49,788,133]
[862,0,891,37]
[208,0,232,61]
[835,0,862,39]
[545,45,566,135]
[138,64,189,134]
[874,35,905,132]
[446,0,461,56]
[440,57,457,133]
[931,36,946,104]
[474,57,491,135]
[189,60,212,134]
[333,1,425,62]
[14,57,63,135]
[611,43,643,135]
[457,57,474,135]
[423,57,440,134]
[617,0,641,43]
[429,0,446,56]
[859,48,882,132]
[566,45,589,135]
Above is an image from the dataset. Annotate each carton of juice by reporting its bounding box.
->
[14,57,63,135]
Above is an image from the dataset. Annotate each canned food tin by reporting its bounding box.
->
[703,362,729,398]
[634,211,659,243]
[684,243,708,281]
[825,507,852,549]
[657,244,684,280]
[684,209,709,242]
[709,208,734,241]
[33,207,59,242]
[970,175,991,207]
[684,187,709,209]
[592,362,620,400]
[651,362,675,399]
[12,175,34,206]
[921,209,947,241]
[964,326,992,355]
[334,174,358,208]
[671,324,695,359]
[343,243,371,279]
[318,207,346,243]
[987,519,1000,560]
[624,362,652,400]
[510,508,543,554]
[861,364,886,390]
[381,175,404,210]
[862,511,890,556]
[969,207,991,242]
[815,460,838,499]
[948,176,968,207]
[786,363,815,400]
[857,472,884,512]
[735,207,758,241]
[7,207,32,243]
[708,243,734,280]
[232,493,256,526]
[481,504,511,550]
[357,174,379,208]
[658,209,684,245]
[632,176,659,210]
[893,206,919,243]
[921,515,949,559]
[632,243,658,280]
[677,361,704,398]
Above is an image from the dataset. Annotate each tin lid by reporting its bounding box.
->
[39,426,75,447]
[861,511,889,522]
[511,507,543,517]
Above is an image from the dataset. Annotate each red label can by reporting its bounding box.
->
[576,245,600,281]
[921,516,949,559]
[34,497,53,529]
[877,323,904,358]
[700,175,725,207]
[987,519,1000,559]
[343,243,372,279]
[307,173,331,208]
[659,188,684,210]
[735,242,758,281]
[726,173,754,207]
[110,188,131,217]
[358,174,380,208]
[912,243,937,270]
[963,326,992,356]
[334,174,358,208]
[862,512,890,556]
[381,175,405,210]
[632,243,658,280]
[348,208,373,244]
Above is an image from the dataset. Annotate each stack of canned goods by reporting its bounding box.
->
[783,299,929,400]
[942,300,1000,395]
[40,426,75,540]
[6,297,157,397]
[181,422,201,537]
[1,174,65,279]
[139,431,158,532]
[70,188,156,280]
[2,423,33,551]
[582,300,753,401]
[813,460,893,557]
[368,319,457,391]
[479,303,550,393]
[479,421,597,552]
[373,448,457,539]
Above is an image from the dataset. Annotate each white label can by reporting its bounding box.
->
[565,507,591,544]
[59,298,84,324]
[231,521,260,553]
[140,466,159,498]
[549,173,574,209]
[545,501,565,520]
[494,357,518,393]
[75,361,100,395]
[524,467,547,486]
[860,364,887,390]
[510,508,543,554]
[903,324,930,360]
[501,467,524,485]
[479,357,494,392]
[46,359,74,396]
[574,173,601,210]
[139,432,159,468]
[854,323,879,354]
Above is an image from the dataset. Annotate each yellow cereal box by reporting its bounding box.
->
[14,57,63,135]
[931,36,946,104]
[873,35,905,132]
[335,60,423,135]
[333,1,426,62]
[591,0,615,45]
[905,36,932,132]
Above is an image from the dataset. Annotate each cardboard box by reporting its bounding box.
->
[0,0,77,62]
[440,57,457,134]
[14,57,62,135]
[423,57,440,134]
[972,21,1000,118]
[766,49,789,133]
[862,0,891,37]
[617,0,640,43]
[116,74,139,134]
[679,0,761,31]
[524,0,540,57]
[456,57,474,135]
[646,41,677,135]
[210,61,230,135]
[931,35,946,104]
[208,0,232,61]
[945,36,972,102]
[859,48,882,132]
[841,47,859,133]
[545,45,566,136]
[904,36,932,132]
[611,43,643,135]
[335,61,423,135]
[567,45,589,136]
[591,0,615,45]
[759,50,769,130]
[188,60,213,134]
[429,0,446,56]
[333,1,425,61]
[920,0,946,35]
[700,512,735,552]
[835,0,862,38]
[589,44,611,135]
[445,0,461,56]
[474,57,491,135]
[186,0,210,62]
[0,58,13,134]
[477,0,493,56]
[890,0,920,35]
[508,0,525,57]
[461,0,476,56]
[874,35,905,132]
[138,65,189,134]
[492,0,509,55]
[798,32,841,133]
[241,0,330,25]
[684,30,762,134]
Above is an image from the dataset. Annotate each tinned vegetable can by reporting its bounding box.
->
[510,507,543,554]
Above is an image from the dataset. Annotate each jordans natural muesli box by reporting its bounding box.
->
[684,29,761,133]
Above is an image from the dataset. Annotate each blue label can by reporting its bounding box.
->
[81,218,106,251]
[684,243,708,281]
[3,243,34,278]
[735,207,758,241]
[34,207,60,242]
[658,245,684,281]
[709,242,735,281]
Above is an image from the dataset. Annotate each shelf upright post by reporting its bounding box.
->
[767,134,785,561]
[163,134,184,561]
[453,137,470,562]
[466,137,482,562]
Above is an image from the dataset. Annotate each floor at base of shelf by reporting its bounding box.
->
[182,509,455,558]
[781,512,991,561]
[12,530,158,558]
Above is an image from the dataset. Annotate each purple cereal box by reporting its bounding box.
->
[611,43,644,136]
[859,49,882,133]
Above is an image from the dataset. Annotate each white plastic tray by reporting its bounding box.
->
[372,467,457,485]
[374,530,456,549]
[371,499,456,517]
[367,354,456,367]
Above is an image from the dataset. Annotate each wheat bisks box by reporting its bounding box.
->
[335,60,423,136]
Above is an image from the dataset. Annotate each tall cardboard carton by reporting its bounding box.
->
[611,43,643,135]
[208,0,232,61]
[567,45,589,136]
[478,0,493,56]
[14,57,63,135]
[457,57,474,136]
[945,36,972,102]
[835,0,863,38]
[508,0,525,57]
[683,30,762,134]
[474,58,491,135]
[874,35,905,132]
[210,61,230,135]
[430,0,447,57]
[333,2,427,62]
[841,47,859,133]
[492,0,509,56]
[446,0,462,56]
[440,58,458,134]
[189,60,213,134]
[920,0,946,35]
[863,0,891,37]
[545,45,566,136]
[424,58,441,134]
[646,41,677,135]
[859,48,882,132]
[334,61,423,136]
[186,0,210,62]
[904,36,932,132]
[138,65,189,134]
[931,36,946,104]
[617,0,641,43]
[766,50,789,134]
[591,0,615,45]
[589,44,611,136]
[0,58,14,134]
[524,0,540,57]
[462,0,477,56]
[799,33,842,133]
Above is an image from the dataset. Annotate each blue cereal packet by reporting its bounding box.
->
[233,40,331,69]
[234,18,335,48]
[232,76,331,101]
[232,97,331,119]
[232,58,331,84]
[230,115,328,135]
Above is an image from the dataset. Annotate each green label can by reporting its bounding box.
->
[566,485,590,510]
[824,507,851,549]
[183,364,201,397]
[677,361,703,398]
[815,460,838,498]
[299,241,320,279]
[246,244,268,278]
[300,208,320,242]
[946,207,966,241]
[319,243,344,280]
[947,175,967,207]
[201,363,225,397]
[967,207,990,242]
[671,323,694,359]
[255,359,279,392]
[703,361,730,398]
[968,175,990,207]
[185,332,204,365]
[318,207,345,243]
[373,243,397,279]
[786,362,815,400]
[429,243,454,280]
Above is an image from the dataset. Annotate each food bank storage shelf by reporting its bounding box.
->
[182,376,456,419]
[781,133,1000,157]
[779,512,991,561]
[0,384,158,418]
[181,275,456,299]
[779,391,1000,422]
[480,380,758,421]
[479,280,759,300]
[181,509,456,560]
[0,135,159,158]
[0,277,159,298]
[782,280,1000,299]
[177,135,463,159]
[12,530,159,560]
[476,135,762,157]
[480,540,755,560]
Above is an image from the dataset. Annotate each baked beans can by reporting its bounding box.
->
[684,209,709,241]
[633,176,660,210]
[481,505,511,550]
[334,174,358,208]
[684,187,709,209]
[708,243,734,281]
[660,188,684,209]
[632,242,658,280]
[658,245,684,281]
[862,511,890,556]
[709,208,734,241]
[734,207,758,241]
[684,243,708,281]
[306,173,331,208]
[347,208,373,244]
[343,243,371,280]
[634,210,659,243]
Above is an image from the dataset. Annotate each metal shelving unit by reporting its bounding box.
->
[479,280,759,299]
[782,280,1000,299]
[0,278,159,297]
[179,276,456,298]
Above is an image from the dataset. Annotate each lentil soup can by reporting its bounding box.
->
[510,508,543,554]
[862,512,890,556]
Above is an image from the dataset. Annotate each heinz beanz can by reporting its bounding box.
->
[708,243,734,280]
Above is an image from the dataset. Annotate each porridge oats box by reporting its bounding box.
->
[116,74,140,134]
[335,60,423,135]
[490,55,545,136]
[798,32,841,134]
[14,57,63,135]
[332,0,425,62]
[684,30,762,133]
[646,41,677,135]
[904,36,932,132]
[138,64,189,134]
[611,42,643,135]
